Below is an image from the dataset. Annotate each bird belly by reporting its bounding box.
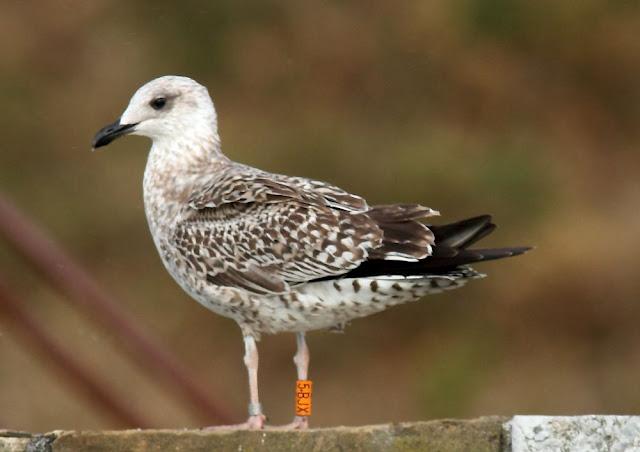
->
[152,231,481,336]
[248,274,478,335]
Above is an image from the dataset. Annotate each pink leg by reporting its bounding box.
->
[204,335,265,430]
[277,332,310,430]
[294,332,309,380]
[243,335,266,428]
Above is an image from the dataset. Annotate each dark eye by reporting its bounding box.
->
[150,97,167,110]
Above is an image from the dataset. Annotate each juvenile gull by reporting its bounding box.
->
[92,76,529,429]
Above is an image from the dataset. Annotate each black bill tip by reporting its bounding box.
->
[92,119,137,150]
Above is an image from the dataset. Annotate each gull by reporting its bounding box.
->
[92,75,529,429]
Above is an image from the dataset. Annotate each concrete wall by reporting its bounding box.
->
[1,416,639,451]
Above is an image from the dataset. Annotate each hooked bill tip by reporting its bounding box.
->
[91,119,137,149]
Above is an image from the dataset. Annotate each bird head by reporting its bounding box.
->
[92,75,218,150]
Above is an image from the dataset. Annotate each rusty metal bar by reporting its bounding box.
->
[0,193,233,424]
[0,277,149,428]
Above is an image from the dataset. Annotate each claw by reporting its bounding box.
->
[203,414,267,431]
[246,414,267,429]
[269,416,309,430]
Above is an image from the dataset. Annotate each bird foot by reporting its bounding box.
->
[268,416,309,430]
[203,414,267,431]
[245,414,267,429]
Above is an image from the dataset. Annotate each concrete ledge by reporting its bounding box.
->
[507,415,640,451]
[2,416,639,451]
[1,417,505,452]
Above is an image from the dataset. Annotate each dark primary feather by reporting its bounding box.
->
[430,215,495,249]
[313,215,531,281]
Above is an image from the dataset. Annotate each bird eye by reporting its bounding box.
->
[150,97,167,110]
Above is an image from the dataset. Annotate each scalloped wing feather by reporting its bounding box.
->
[174,166,437,294]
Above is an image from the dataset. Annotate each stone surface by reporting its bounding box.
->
[4,416,640,451]
[1,417,505,452]
[0,432,34,452]
[507,416,640,452]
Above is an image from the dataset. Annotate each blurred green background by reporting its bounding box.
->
[1,0,640,430]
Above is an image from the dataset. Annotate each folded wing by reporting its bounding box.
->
[171,166,439,294]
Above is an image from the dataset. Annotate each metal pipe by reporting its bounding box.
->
[0,277,149,428]
[0,193,233,424]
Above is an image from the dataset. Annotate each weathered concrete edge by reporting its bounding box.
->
[1,417,506,452]
[505,415,640,451]
[3,416,640,452]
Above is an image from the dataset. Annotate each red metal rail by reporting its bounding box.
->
[0,277,149,428]
[0,193,233,425]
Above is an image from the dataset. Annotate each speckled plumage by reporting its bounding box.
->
[144,155,458,337]
[94,75,529,428]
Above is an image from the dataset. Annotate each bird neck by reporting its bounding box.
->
[148,115,229,170]
[142,131,229,232]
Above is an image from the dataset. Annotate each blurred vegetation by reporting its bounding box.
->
[1,0,639,430]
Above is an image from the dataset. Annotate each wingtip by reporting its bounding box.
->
[472,214,493,224]
[512,246,534,256]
